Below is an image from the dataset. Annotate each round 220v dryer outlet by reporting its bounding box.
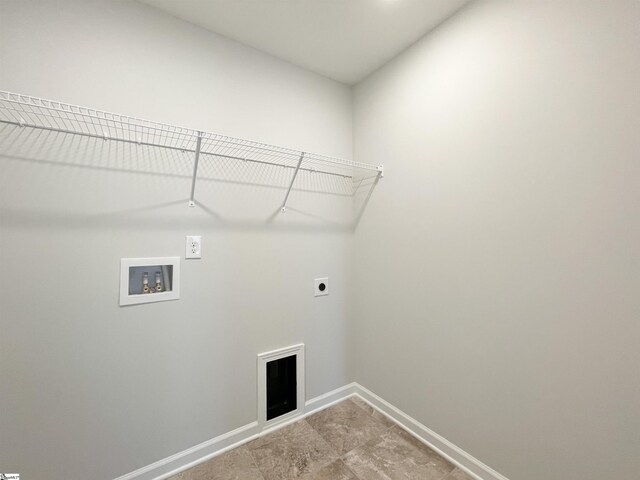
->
[314,277,329,297]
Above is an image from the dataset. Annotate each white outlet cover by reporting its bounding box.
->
[186,235,202,259]
[314,277,329,297]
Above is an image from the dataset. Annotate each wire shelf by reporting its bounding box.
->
[0,90,383,210]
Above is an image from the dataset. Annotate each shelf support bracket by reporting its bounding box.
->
[188,132,203,207]
[281,152,305,213]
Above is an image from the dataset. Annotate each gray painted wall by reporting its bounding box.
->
[3,1,639,480]
[353,1,640,479]
[0,1,354,479]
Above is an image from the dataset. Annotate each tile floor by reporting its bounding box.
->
[170,397,474,480]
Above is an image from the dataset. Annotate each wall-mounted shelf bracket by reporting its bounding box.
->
[280,152,305,213]
[188,132,204,207]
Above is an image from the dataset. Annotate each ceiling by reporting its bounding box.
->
[139,0,471,85]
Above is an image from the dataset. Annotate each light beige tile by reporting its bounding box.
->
[247,420,338,480]
[169,445,264,480]
[306,399,393,455]
[343,425,455,480]
[311,459,359,480]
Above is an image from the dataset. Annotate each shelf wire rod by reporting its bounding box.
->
[203,135,297,160]
[0,117,367,188]
[0,119,196,154]
[1,93,378,171]
[199,150,352,179]
[353,175,366,197]
[0,118,357,181]
[188,131,204,207]
[0,104,196,144]
[280,152,305,213]
[202,133,373,171]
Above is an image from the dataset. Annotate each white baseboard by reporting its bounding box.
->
[112,383,357,480]
[352,384,510,480]
[305,382,357,411]
[113,382,508,480]
[112,421,261,480]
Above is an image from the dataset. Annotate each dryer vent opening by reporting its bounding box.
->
[266,354,297,421]
[258,344,305,427]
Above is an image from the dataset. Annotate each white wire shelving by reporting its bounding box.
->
[0,90,383,211]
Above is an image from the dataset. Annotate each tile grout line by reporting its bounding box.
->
[184,397,459,480]
[351,396,459,479]
[312,397,394,480]
[344,398,459,480]
[164,395,470,480]
[350,395,397,434]
[246,415,345,480]
[304,400,370,480]
[340,459,366,480]
[442,467,466,480]
[300,418,346,476]
[243,445,268,480]
[306,399,376,454]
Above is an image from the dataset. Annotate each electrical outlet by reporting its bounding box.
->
[314,277,329,297]
[186,235,202,259]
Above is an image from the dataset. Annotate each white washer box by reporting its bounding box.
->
[119,257,180,306]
